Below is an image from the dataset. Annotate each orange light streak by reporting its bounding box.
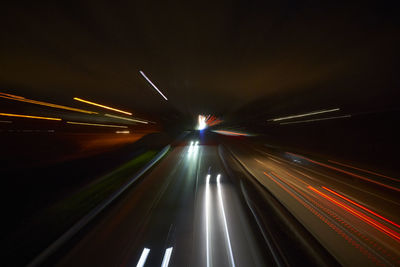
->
[0,113,61,121]
[0,92,25,99]
[288,152,400,192]
[308,186,400,242]
[0,93,97,114]
[74,97,132,115]
[322,186,400,229]
[328,160,400,183]
[66,121,128,128]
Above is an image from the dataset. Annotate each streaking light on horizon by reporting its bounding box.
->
[279,115,351,125]
[139,70,168,101]
[161,247,173,267]
[0,113,61,121]
[0,92,97,114]
[66,121,128,128]
[197,115,207,130]
[212,130,249,136]
[105,114,148,124]
[73,97,132,115]
[136,248,150,267]
[270,108,340,122]
[116,130,130,134]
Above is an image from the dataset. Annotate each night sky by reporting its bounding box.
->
[1,1,399,120]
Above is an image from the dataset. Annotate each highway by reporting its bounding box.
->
[55,134,268,266]
[224,137,400,266]
[41,132,400,266]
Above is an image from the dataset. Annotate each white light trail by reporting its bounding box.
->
[270,108,340,122]
[217,174,236,267]
[188,141,199,157]
[0,120,12,123]
[136,248,150,267]
[279,114,351,125]
[139,70,168,101]
[105,114,148,124]
[188,141,194,154]
[205,174,211,267]
[161,247,173,267]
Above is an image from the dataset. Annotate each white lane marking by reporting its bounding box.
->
[217,174,236,267]
[205,174,211,267]
[136,248,150,267]
[161,247,173,267]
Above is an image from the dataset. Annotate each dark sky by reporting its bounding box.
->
[1,1,399,121]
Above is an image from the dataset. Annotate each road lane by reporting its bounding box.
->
[191,145,267,267]
[55,139,268,266]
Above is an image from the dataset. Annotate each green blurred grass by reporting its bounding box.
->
[43,150,158,229]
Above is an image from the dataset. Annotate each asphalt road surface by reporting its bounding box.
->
[55,136,268,266]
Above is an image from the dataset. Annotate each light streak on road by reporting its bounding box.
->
[105,114,148,124]
[73,97,132,115]
[136,248,150,267]
[161,247,173,267]
[270,108,340,122]
[188,141,199,157]
[0,92,97,114]
[322,186,400,229]
[216,174,236,267]
[327,160,400,182]
[205,174,211,267]
[0,120,12,123]
[188,141,194,152]
[263,171,385,265]
[66,121,128,128]
[308,186,400,242]
[139,70,168,101]
[0,113,61,121]
[279,115,351,125]
[115,130,130,134]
